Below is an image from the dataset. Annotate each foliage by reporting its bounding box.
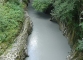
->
[5,0,21,4]
[51,0,78,22]
[5,0,29,5]
[32,0,53,12]
[0,2,24,42]
[23,0,29,3]
[76,40,83,51]
[0,1,24,55]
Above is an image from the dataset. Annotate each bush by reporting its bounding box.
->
[0,2,24,55]
[32,0,53,12]
[76,40,83,51]
[51,0,78,22]
[4,0,20,4]
[0,2,24,42]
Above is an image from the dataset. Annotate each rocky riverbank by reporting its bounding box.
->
[0,11,33,60]
[57,20,83,60]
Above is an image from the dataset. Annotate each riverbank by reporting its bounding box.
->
[0,11,33,60]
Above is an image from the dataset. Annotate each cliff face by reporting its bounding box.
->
[57,20,83,60]
[0,11,33,60]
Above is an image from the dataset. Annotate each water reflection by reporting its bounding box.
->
[28,31,38,50]
[30,35,37,47]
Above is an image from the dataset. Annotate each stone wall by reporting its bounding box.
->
[0,11,33,60]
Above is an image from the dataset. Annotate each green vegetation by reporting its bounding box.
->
[0,2,24,42]
[76,40,83,51]
[51,0,78,21]
[32,0,53,12]
[4,0,29,5]
[0,2,24,55]
[5,0,21,4]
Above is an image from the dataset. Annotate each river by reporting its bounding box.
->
[25,1,71,60]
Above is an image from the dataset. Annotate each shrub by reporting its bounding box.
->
[32,0,53,12]
[0,2,24,42]
[76,40,83,51]
[51,0,78,22]
[4,0,20,4]
[0,2,24,55]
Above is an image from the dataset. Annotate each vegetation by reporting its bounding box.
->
[0,1,24,55]
[6,0,20,4]
[51,0,78,21]
[76,40,83,51]
[32,0,53,12]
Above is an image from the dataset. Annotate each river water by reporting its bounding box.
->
[25,1,71,60]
